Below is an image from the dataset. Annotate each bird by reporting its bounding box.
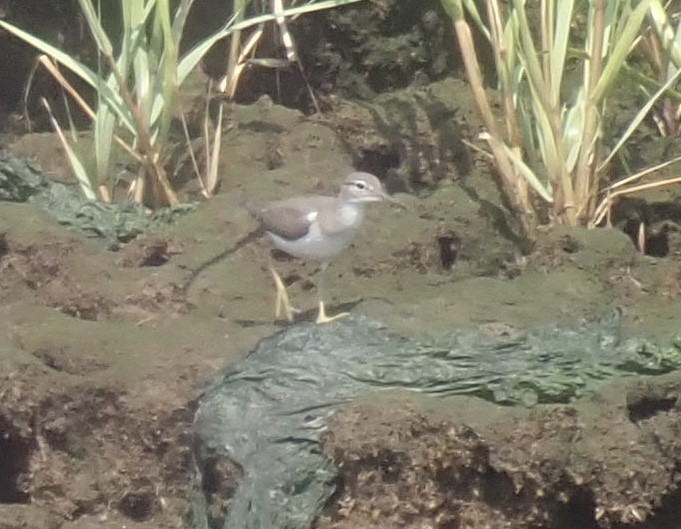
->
[246,171,401,324]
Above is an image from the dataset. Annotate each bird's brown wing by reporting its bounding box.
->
[245,202,313,241]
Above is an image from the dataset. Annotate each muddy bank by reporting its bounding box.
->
[2,87,681,527]
[1,0,681,524]
[318,378,681,529]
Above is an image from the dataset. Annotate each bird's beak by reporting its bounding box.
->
[382,190,407,209]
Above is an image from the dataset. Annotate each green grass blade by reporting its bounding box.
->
[76,0,114,56]
[441,0,463,20]
[550,0,574,104]
[460,0,491,41]
[533,96,560,182]
[172,0,196,39]
[484,133,554,203]
[592,0,651,102]
[0,20,134,132]
[156,0,179,144]
[64,144,97,201]
[602,63,681,170]
[561,88,585,172]
[512,0,548,101]
[95,104,116,187]
[177,12,238,83]
[177,0,368,83]
[43,98,97,200]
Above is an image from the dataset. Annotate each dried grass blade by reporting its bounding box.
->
[38,55,96,120]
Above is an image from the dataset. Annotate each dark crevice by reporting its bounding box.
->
[437,232,460,270]
[0,232,8,259]
[621,219,671,257]
[552,487,598,529]
[117,485,157,521]
[355,146,401,182]
[199,455,243,529]
[627,395,677,423]
[0,418,32,504]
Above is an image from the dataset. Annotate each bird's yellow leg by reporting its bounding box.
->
[314,263,350,324]
[269,265,300,322]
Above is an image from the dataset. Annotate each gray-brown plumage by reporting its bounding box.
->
[247,172,400,323]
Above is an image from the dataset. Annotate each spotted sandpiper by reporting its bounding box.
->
[246,172,401,324]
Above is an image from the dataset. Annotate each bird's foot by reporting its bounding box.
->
[315,301,350,324]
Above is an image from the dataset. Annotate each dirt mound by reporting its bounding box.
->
[318,384,681,529]
[0,365,192,528]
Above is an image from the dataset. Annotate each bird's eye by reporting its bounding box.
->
[355,181,367,190]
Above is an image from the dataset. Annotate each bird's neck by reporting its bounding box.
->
[338,200,366,229]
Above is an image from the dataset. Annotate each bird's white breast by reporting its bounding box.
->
[338,203,362,226]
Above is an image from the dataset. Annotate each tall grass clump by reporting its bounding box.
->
[0,0,368,208]
[590,1,681,228]
[441,0,654,232]
[1,0,196,206]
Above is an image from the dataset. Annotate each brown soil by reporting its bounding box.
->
[2,82,681,529]
[318,384,681,529]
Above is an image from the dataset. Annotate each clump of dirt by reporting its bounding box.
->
[0,365,193,528]
[0,229,195,322]
[323,78,475,191]
[299,0,456,100]
[0,234,111,321]
[318,383,681,529]
[192,0,456,113]
[119,236,183,268]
